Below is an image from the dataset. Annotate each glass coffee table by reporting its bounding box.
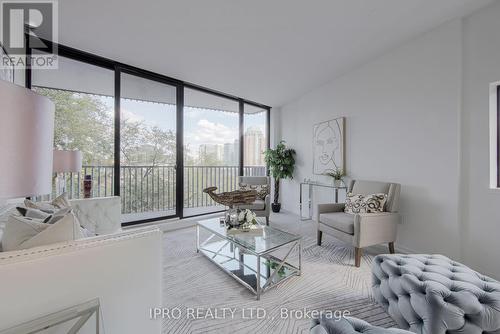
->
[196,218,302,300]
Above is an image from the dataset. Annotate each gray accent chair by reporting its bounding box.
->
[310,316,412,334]
[372,254,500,334]
[317,180,401,267]
[236,176,271,225]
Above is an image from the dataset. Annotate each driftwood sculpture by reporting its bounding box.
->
[203,186,257,208]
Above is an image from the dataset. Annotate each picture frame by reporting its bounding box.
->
[312,117,345,175]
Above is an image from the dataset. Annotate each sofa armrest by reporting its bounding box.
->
[264,193,270,206]
[316,203,345,223]
[69,196,121,235]
[264,194,271,215]
[354,212,400,248]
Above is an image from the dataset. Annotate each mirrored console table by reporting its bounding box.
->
[299,181,348,221]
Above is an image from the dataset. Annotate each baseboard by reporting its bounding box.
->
[370,243,417,255]
[123,212,225,233]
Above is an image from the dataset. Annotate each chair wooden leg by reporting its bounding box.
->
[265,217,269,226]
[317,230,322,246]
[388,242,395,254]
[355,247,362,267]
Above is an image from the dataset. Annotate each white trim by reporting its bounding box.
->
[370,243,416,255]
[0,226,162,264]
[123,212,225,233]
[489,82,499,189]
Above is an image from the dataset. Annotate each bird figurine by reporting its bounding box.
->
[203,186,257,208]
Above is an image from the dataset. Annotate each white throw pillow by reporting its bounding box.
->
[15,207,51,220]
[2,216,49,251]
[0,204,22,252]
[44,207,72,225]
[24,193,71,213]
[21,212,84,249]
[3,211,84,251]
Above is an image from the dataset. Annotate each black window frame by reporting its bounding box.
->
[26,37,271,225]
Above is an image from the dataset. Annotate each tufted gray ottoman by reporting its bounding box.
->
[372,254,500,334]
[310,316,412,334]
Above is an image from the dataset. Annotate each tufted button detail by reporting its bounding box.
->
[372,253,500,333]
[311,316,414,333]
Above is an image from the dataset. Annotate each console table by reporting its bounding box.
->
[299,181,347,221]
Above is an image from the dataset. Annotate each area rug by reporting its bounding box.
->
[162,213,396,334]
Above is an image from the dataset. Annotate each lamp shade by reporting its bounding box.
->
[0,80,55,199]
[53,150,83,173]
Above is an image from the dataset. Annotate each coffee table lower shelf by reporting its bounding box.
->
[196,232,301,300]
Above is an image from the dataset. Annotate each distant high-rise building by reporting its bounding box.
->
[223,139,239,165]
[244,127,265,166]
[198,144,223,164]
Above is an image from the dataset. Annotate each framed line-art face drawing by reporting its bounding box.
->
[312,117,345,175]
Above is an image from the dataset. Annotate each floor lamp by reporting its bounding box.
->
[0,80,55,204]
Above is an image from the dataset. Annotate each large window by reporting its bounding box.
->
[28,42,270,224]
[184,88,239,216]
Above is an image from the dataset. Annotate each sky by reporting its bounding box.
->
[100,96,266,157]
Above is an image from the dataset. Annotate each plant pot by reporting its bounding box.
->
[334,179,343,187]
[272,203,281,213]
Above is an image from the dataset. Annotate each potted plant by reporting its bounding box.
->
[264,141,296,213]
[326,168,345,187]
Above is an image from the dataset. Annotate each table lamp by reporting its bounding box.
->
[53,150,83,195]
[0,80,55,202]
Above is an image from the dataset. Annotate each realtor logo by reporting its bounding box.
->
[0,0,58,69]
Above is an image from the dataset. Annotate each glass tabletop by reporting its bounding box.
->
[197,218,301,255]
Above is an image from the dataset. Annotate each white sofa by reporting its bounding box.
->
[0,226,163,333]
[0,197,163,333]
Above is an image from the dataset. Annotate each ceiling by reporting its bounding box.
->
[54,0,493,107]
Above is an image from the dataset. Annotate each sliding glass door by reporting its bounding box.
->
[120,71,178,223]
[244,104,268,176]
[183,88,240,216]
[31,53,115,200]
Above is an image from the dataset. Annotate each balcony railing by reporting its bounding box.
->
[48,165,266,217]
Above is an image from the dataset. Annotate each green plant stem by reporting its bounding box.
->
[274,178,280,204]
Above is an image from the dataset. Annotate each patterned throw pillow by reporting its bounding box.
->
[344,193,387,214]
[239,183,269,200]
[344,193,364,214]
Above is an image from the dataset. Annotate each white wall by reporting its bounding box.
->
[461,2,500,279]
[279,1,500,279]
[280,19,463,258]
